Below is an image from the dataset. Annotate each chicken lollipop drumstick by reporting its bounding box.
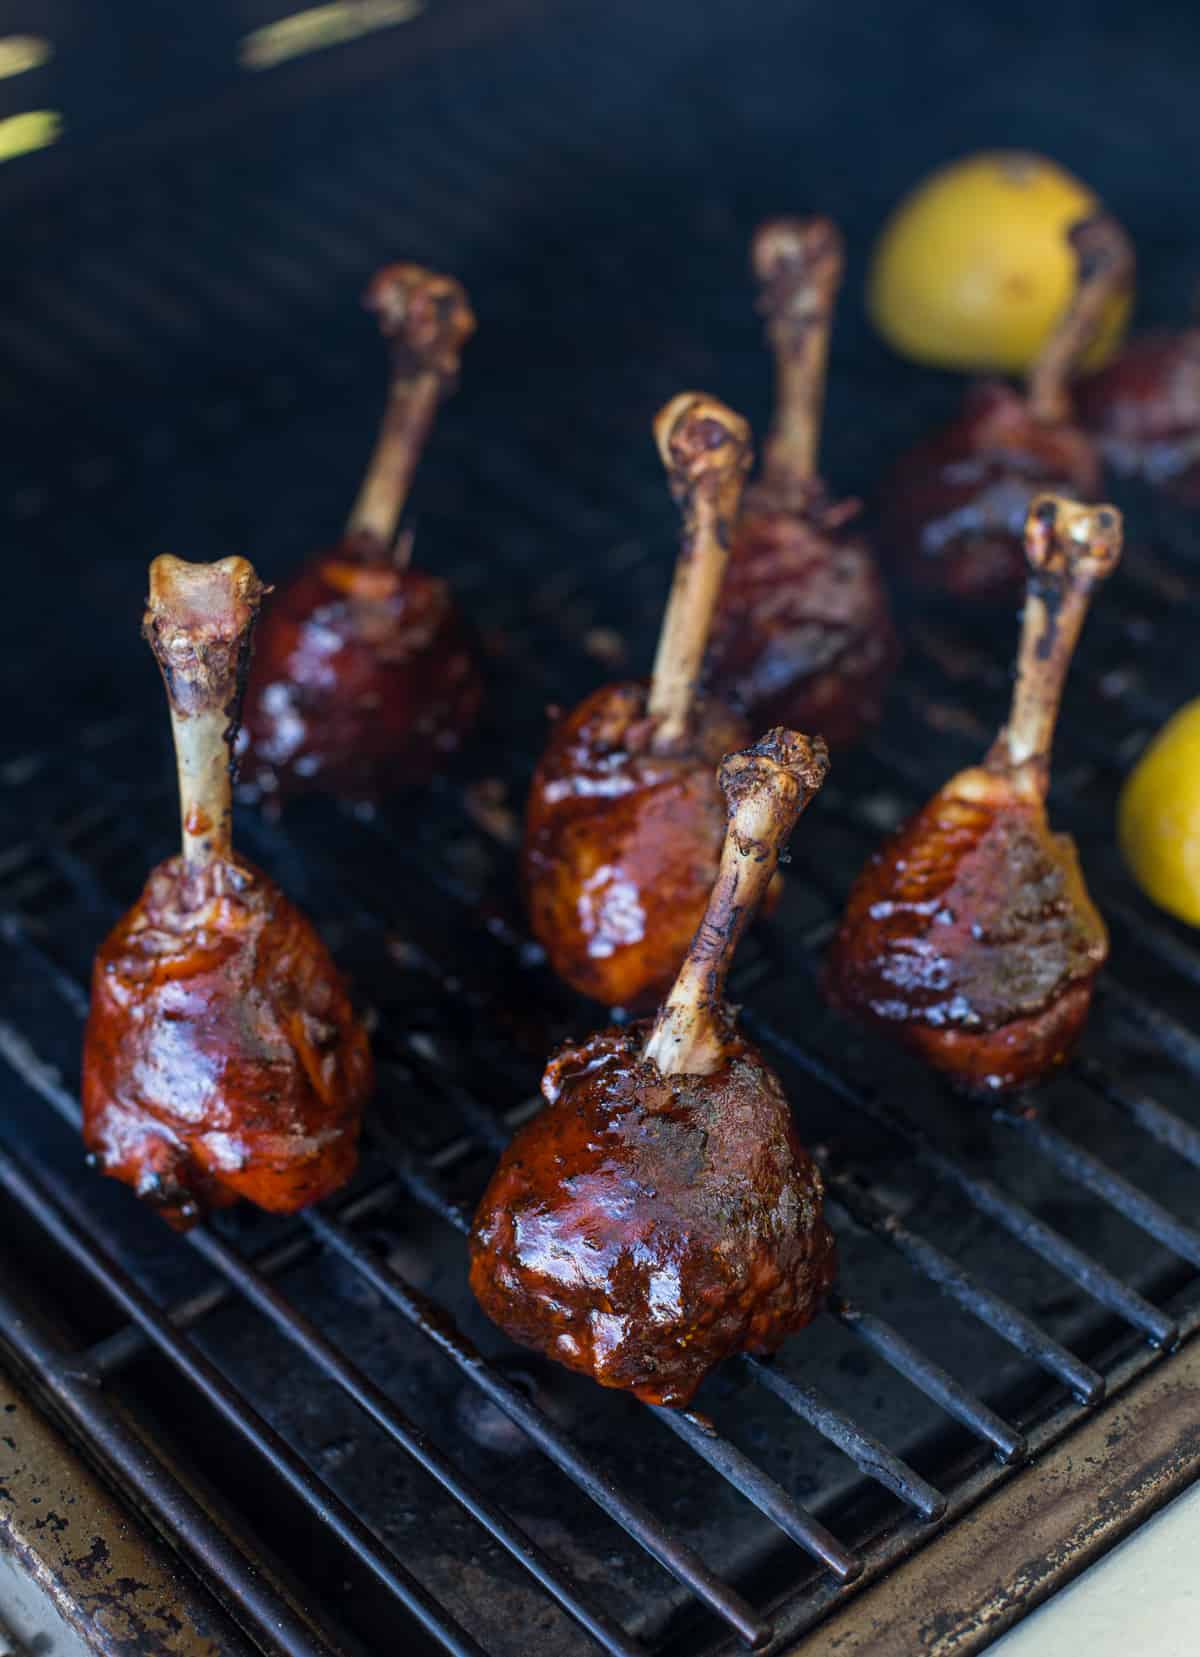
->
[83,556,373,1228]
[1076,321,1200,502]
[879,215,1132,603]
[825,496,1121,1093]
[523,392,752,1008]
[240,264,482,801]
[707,217,898,745]
[472,728,836,1406]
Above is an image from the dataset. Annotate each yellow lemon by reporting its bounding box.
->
[1119,699,1200,927]
[868,151,1131,374]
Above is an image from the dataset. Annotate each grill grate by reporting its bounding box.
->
[4,2,1200,1651]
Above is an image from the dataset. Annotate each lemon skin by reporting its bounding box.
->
[869,151,1131,375]
[1119,699,1200,927]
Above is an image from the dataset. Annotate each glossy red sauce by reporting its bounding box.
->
[83,854,373,1227]
[522,683,747,1009]
[469,1023,836,1405]
[708,486,899,747]
[239,534,482,801]
[824,778,1107,1093]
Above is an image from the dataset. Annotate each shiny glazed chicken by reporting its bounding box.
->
[523,392,752,1009]
[707,217,898,746]
[240,264,482,801]
[825,495,1121,1093]
[878,216,1132,603]
[83,557,373,1228]
[1076,326,1200,502]
[472,728,836,1406]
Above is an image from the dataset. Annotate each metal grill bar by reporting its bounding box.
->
[823,1184,1105,1406]
[826,1297,1026,1465]
[647,1409,860,1582]
[301,1207,771,1646]
[1001,1113,1200,1270]
[0,1143,489,1657]
[1078,1060,1200,1169]
[741,1360,946,1522]
[0,1280,340,1657]
[182,1225,647,1657]
[741,1010,1176,1348]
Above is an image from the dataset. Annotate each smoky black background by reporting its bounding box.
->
[2,0,1199,761]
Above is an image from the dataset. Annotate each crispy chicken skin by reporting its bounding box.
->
[823,770,1105,1092]
[522,683,746,1008]
[475,727,834,1405]
[240,264,481,801]
[469,1022,835,1406]
[878,381,1099,602]
[709,483,898,746]
[825,495,1121,1093]
[83,855,371,1228]
[877,216,1131,604]
[83,554,373,1227]
[240,544,481,799]
[1076,330,1200,501]
[707,218,898,744]
[525,393,752,1007]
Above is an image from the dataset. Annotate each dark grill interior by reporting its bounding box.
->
[4,2,1200,1652]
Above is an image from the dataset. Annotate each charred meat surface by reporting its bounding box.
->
[878,216,1132,603]
[524,392,752,1009]
[708,217,898,745]
[83,556,373,1228]
[474,729,835,1406]
[825,496,1121,1093]
[1076,329,1200,500]
[240,264,482,801]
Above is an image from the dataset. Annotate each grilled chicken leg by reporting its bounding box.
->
[83,556,373,1227]
[825,495,1121,1091]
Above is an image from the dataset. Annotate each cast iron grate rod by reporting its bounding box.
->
[1077,1058,1200,1168]
[739,1007,1177,1349]
[76,1174,771,1651]
[824,1296,1026,1465]
[997,1110,1200,1272]
[822,1182,1104,1407]
[0,1273,343,1657]
[0,1141,490,1657]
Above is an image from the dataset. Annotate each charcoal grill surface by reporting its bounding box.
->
[3,2,1200,1652]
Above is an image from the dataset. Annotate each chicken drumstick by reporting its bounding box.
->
[707,217,899,746]
[83,556,374,1227]
[825,495,1121,1093]
[240,264,482,801]
[878,215,1132,603]
[472,728,836,1406]
[523,392,752,1009]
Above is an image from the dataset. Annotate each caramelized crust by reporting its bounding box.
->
[469,1024,836,1406]
[879,383,1100,602]
[239,537,482,799]
[824,768,1107,1092]
[1076,331,1200,499]
[709,486,899,745]
[523,683,747,1008]
[83,855,373,1227]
